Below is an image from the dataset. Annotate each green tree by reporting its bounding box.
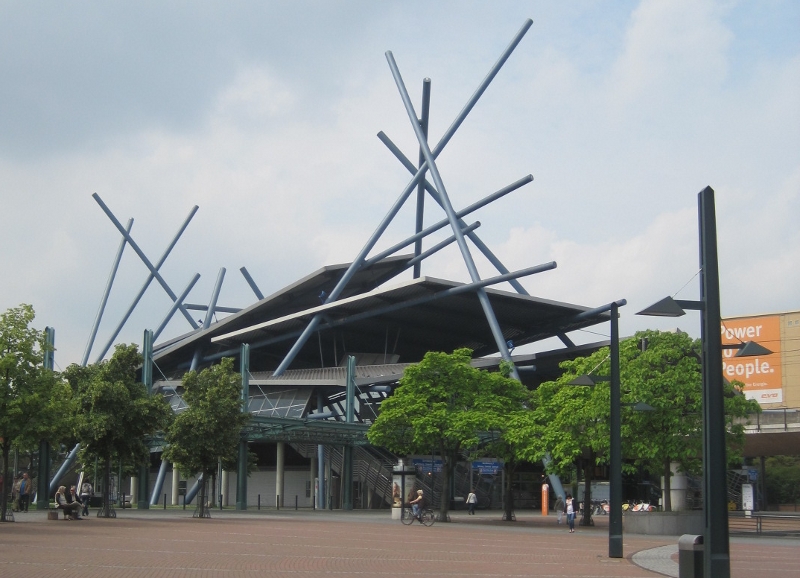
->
[765,456,800,506]
[0,305,72,522]
[527,349,612,526]
[64,344,172,517]
[623,330,759,510]
[470,361,537,521]
[528,330,762,519]
[367,349,528,521]
[163,357,249,518]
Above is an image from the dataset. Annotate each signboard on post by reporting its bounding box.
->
[721,315,783,404]
[742,483,754,511]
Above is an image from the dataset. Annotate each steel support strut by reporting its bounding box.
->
[92,194,200,361]
[83,218,133,365]
[273,19,533,377]
[386,50,519,378]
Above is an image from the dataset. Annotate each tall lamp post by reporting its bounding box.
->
[568,299,626,558]
[638,186,771,578]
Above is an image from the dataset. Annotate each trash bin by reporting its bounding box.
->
[678,534,703,578]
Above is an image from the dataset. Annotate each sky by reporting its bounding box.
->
[1,0,798,370]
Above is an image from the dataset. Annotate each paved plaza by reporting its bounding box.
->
[1,508,796,577]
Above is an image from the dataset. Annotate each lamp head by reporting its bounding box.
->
[636,296,686,317]
[734,341,773,357]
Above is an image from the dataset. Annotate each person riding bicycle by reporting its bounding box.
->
[409,489,425,522]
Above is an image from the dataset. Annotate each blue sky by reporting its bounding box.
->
[1,1,798,368]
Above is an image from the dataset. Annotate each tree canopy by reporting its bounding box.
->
[64,343,172,517]
[527,329,761,516]
[0,304,72,522]
[367,349,528,519]
[163,357,249,518]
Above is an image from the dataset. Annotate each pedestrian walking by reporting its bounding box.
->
[18,472,31,512]
[80,479,93,516]
[466,489,477,515]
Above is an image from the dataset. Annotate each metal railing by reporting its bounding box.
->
[728,511,800,536]
[738,408,800,433]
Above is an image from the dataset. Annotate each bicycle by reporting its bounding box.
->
[400,506,435,526]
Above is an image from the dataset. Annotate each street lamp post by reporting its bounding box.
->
[609,301,623,559]
[637,186,770,578]
[568,299,626,558]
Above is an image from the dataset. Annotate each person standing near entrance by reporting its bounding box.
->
[466,489,477,515]
[80,479,93,516]
[564,493,576,533]
[18,472,31,512]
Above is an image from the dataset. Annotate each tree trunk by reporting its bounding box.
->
[503,459,516,521]
[663,458,672,512]
[1,441,10,522]
[580,453,594,527]
[199,471,207,518]
[100,457,112,518]
[438,449,452,522]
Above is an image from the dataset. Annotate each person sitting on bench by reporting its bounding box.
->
[55,486,82,519]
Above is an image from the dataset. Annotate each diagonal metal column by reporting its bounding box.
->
[364,174,528,267]
[190,268,226,371]
[378,131,532,295]
[93,195,199,361]
[154,274,201,341]
[273,19,532,377]
[413,78,431,278]
[240,267,264,300]
[386,51,519,378]
[82,218,133,365]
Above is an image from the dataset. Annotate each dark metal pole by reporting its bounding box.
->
[272,20,532,378]
[698,186,730,577]
[82,219,132,365]
[413,78,431,278]
[37,327,55,509]
[236,344,249,510]
[609,303,622,558]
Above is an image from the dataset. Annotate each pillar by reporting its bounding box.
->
[137,465,149,509]
[172,468,180,506]
[221,470,229,507]
[276,441,285,508]
[310,451,317,509]
[236,343,249,510]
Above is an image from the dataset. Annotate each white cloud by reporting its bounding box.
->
[1,1,797,367]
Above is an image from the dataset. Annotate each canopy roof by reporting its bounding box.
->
[151,255,612,379]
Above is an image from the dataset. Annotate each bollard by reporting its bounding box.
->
[219,494,223,511]
[678,534,704,578]
[163,493,167,510]
[183,494,186,510]
[276,495,280,510]
[295,495,298,510]
[257,494,260,510]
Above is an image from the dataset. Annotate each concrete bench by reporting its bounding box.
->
[48,502,81,520]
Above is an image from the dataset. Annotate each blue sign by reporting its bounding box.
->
[411,458,442,473]
[472,460,503,475]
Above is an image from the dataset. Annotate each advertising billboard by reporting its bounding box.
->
[721,315,783,404]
